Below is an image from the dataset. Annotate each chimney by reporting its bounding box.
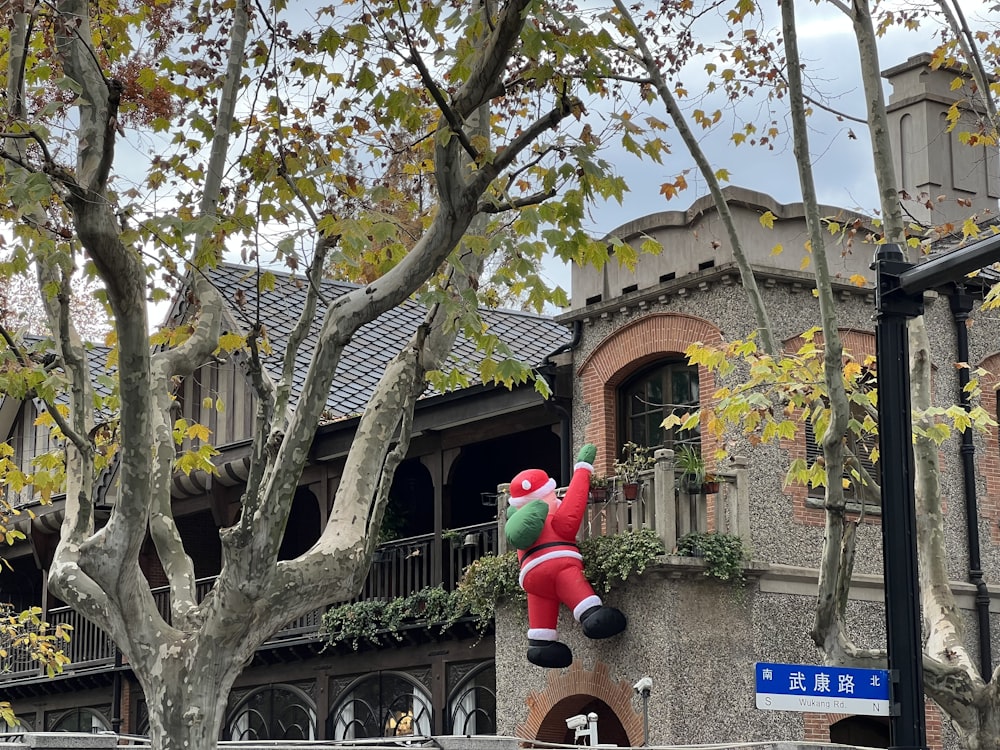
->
[883,52,999,229]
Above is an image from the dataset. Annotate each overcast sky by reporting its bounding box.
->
[116,0,981,313]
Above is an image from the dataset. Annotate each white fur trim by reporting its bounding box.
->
[573,595,602,621]
[508,477,556,508]
[528,628,558,641]
[518,549,583,586]
[573,461,594,473]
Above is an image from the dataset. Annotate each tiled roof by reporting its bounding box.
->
[3,335,115,404]
[204,264,572,419]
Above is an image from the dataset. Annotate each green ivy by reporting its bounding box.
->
[454,547,524,627]
[321,586,468,651]
[581,528,665,593]
[676,531,748,585]
[320,529,667,650]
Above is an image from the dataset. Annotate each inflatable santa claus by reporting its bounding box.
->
[504,443,627,668]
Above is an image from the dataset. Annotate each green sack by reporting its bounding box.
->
[505,500,549,550]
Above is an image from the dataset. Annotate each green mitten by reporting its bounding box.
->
[505,499,549,550]
[577,443,597,466]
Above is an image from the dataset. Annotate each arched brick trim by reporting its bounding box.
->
[803,701,943,750]
[977,353,1000,543]
[780,329,879,527]
[515,660,643,746]
[578,313,723,476]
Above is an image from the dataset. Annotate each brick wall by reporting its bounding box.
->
[802,699,943,750]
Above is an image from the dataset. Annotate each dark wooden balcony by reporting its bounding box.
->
[0,521,499,685]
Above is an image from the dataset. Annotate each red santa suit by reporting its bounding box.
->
[509,462,602,642]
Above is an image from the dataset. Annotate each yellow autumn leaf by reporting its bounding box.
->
[770,243,783,256]
[185,423,211,443]
[715,168,730,182]
[848,274,867,287]
[217,332,245,353]
[660,413,684,429]
[759,211,776,229]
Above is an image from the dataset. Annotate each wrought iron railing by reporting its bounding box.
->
[0,521,501,684]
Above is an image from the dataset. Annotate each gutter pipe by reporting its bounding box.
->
[540,319,583,485]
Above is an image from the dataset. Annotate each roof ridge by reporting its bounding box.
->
[216,261,561,323]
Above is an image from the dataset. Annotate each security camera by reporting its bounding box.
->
[633,676,653,694]
[565,714,589,730]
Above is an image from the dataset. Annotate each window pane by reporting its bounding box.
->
[631,416,647,446]
[648,376,663,407]
[620,361,700,451]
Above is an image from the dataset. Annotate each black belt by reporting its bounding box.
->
[522,540,579,562]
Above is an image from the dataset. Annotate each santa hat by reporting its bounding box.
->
[509,469,556,508]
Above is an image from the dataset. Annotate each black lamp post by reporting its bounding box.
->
[873,234,1000,750]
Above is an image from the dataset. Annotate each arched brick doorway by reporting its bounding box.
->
[536,696,629,746]
[829,716,890,748]
[517,661,643,747]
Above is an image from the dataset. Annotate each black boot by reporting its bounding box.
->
[580,605,627,639]
[527,639,573,668]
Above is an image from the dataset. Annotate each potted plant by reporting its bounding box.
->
[614,441,654,500]
[589,473,611,503]
[674,444,706,492]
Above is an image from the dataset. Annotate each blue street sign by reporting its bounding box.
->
[755,662,891,717]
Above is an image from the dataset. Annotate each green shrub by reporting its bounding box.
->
[581,527,665,593]
[676,531,747,584]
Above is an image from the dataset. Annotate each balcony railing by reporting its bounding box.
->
[0,522,499,684]
[361,521,498,601]
[497,449,750,554]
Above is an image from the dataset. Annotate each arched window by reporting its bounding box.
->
[328,671,432,740]
[619,360,699,450]
[804,362,880,503]
[48,708,110,733]
[225,684,316,741]
[447,661,496,735]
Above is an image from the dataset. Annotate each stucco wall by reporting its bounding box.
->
[495,569,856,744]
[495,563,1000,747]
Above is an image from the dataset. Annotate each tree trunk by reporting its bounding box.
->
[138,647,242,750]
